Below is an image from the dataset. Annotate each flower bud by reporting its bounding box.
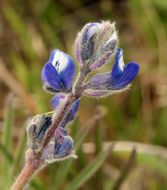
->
[41,127,77,163]
[74,21,118,70]
[26,114,52,152]
[41,49,76,94]
[75,23,100,66]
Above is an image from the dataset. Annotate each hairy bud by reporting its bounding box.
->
[41,127,77,163]
[26,114,52,152]
[75,21,118,71]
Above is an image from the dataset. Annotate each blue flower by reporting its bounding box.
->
[109,48,139,89]
[51,95,80,127]
[55,137,73,157]
[41,127,76,162]
[41,49,76,93]
[84,48,139,97]
[51,94,66,109]
[54,127,73,157]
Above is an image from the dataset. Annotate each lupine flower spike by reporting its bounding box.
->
[27,21,139,164]
[10,21,139,190]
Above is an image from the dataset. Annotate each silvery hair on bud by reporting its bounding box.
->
[74,20,118,70]
[26,114,52,152]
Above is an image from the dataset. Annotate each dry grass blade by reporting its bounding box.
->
[82,141,167,160]
[0,60,37,114]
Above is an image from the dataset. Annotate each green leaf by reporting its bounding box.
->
[65,145,114,190]
[0,143,13,163]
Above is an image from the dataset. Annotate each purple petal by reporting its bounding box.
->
[89,73,111,89]
[49,49,76,88]
[51,95,66,110]
[90,52,112,70]
[110,62,139,88]
[38,116,52,139]
[84,23,101,42]
[55,127,67,143]
[81,23,101,62]
[54,141,62,155]
[75,33,83,65]
[57,100,80,129]
[41,62,62,91]
[56,137,73,156]
[111,48,124,82]
[70,99,80,121]
[84,89,110,97]
[52,96,80,123]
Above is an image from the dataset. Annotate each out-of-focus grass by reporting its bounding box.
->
[0,0,167,189]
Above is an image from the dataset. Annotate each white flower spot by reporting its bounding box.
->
[52,51,68,73]
[118,53,124,72]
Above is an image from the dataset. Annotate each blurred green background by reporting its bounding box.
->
[1,0,167,189]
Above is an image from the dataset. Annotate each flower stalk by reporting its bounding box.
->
[10,73,85,190]
[10,159,40,190]
[10,20,139,190]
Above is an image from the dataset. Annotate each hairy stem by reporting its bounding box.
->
[11,68,88,190]
[41,94,77,151]
[73,67,90,96]
[10,159,40,190]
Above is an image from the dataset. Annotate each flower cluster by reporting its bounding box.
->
[26,21,139,163]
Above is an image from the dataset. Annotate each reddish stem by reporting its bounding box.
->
[10,159,40,190]
[10,70,86,190]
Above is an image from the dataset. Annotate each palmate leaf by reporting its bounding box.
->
[64,144,114,190]
[52,114,102,190]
